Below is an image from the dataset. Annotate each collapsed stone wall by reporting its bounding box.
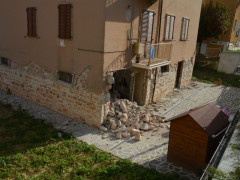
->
[101,99,168,141]
[0,62,104,127]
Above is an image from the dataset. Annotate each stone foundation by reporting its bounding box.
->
[0,62,105,127]
[145,60,194,102]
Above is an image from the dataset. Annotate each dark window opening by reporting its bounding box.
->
[58,4,72,39]
[58,71,73,84]
[1,57,10,67]
[161,65,169,73]
[27,7,37,37]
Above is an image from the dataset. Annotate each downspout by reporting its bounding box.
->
[151,0,163,102]
[129,0,136,62]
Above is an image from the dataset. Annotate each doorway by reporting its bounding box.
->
[175,61,183,88]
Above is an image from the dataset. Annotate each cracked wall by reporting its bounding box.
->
[0,61,105,127]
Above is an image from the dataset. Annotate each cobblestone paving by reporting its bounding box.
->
[0,81,239,180]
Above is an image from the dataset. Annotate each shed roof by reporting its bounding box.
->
[171,103,230,136]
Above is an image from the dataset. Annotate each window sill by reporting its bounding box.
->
[24,35,40,39]
[56,80,73,87]
[163,39,175,42]
[0,64,11,68]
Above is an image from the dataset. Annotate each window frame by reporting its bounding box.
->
[180,17,190,41]
[58,4,72,40]
[57,71,74,85]
[0,57,11,68]
[139,9,155,43]
[164,14,176,41]
[160,65,169,74]
[26,7,37,37]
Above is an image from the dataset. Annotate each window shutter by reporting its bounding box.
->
[32,8,37,37]
[147,12,154,42]
[169,16,175,40]
[181,18,186,40]
[140,10,154,43]
[185,19,189,40]
[181,18,190,40]
[27,8,33,36]
[59,4,72,39]
[165,15,170,40]
[141,11,149,42]
[27,7,37,37]
[165,15,175,40]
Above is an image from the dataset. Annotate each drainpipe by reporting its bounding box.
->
[129,0,136,62]
[151,0,163,102]
[156,0,163,44]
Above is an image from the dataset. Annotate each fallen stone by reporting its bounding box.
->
[131,129,140,136]
[117,112,123,118]
[121,125,127,132]
[108,111,115,116]
[148,125,155,130]
[100,126,108,132]
[133,116,140,122]
[116,132,122,139]
[125,119,132,127]
[120,118,127,124]
[122,132,130,138]
[120,101,127,112]
[143,114,150,123]
[118,121,122,127]
[159,123,165,128]
[109,118,116,125]
[111,123,117,130]
[135,132,142,141]
[140,123,148,131]
[122,113,128,119]
[127,126,134,133]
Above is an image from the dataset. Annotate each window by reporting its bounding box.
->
[27,7,37,37]
[161,65,169,73]
[58,71,73,84]
[181,18,190,40]
[58,4,72,39]
[140,10,155,43]
[164,14,175,41]
[0,57,10,67]
[233,19,237,32]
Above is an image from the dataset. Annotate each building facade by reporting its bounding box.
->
[0,0,202,127]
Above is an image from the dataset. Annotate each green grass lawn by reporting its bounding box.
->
[224,49,240,53]
[192,66,240,88]
[0,103,180,180]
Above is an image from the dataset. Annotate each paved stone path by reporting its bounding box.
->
[0,81,239,180]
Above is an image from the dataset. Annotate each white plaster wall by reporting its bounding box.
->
[218,52,240,74]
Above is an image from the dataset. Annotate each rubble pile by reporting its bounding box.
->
[101,99,168,141]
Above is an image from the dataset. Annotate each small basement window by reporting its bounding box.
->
[0,57,11,67]
[57,71,73,84]
[161,65,169,73]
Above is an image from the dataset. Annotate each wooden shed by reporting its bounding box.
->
[167,103,230,174]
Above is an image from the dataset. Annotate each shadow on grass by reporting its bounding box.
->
[0,103,180,179]
[0,103,72,156]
